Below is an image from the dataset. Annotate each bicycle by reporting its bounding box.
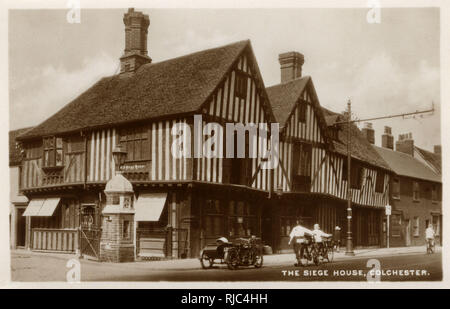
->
[294,235,320,266]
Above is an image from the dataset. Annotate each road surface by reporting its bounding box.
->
[11,251,442,282]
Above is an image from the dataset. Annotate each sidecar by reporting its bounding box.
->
[199,238,232,269]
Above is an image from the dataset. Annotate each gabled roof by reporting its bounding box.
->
[322,108,391,171]
[19,40,250,140]
[266,76,310,127]
[9,127,34,166]
[374,145,441,183]
[415,146,441,175]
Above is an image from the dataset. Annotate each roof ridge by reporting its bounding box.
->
[266,75,310,89]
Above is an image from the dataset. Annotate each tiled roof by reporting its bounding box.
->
[374,145,441,183]
[19,40,250,140]
[9,127,34,166]
[266,76,310,126]
[322,108,391,170]
[415,146,442,175]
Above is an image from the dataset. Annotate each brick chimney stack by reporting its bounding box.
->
[381,126,394,150]
[278,52,304,83]
[120,8,152,75]
[396,132,414,156]
[361,122,375,144]
[434,145,441,155]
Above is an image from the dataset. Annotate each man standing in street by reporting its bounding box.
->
[334,226,341,252]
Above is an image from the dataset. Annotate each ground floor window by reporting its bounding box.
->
[228,201,257,238]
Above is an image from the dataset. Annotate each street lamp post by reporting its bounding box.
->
[112,145,127,175]
[345,100,355,256]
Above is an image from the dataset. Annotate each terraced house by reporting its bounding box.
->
[14,8,392,261]
[374,131,442,247]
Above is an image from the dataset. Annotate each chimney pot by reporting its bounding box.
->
[278,51,304,83]
[434,145,441,155]
[381,126,393,150]
[396,132,414,156]
[361,122,375,144]
[120,8,152,75]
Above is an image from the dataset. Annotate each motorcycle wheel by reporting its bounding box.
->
[254,253,263,268]
[224,250,239,270]
[200,252,214,269]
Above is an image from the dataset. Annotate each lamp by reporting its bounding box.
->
[112,145,127,173]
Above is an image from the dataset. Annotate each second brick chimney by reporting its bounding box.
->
[120,8,152,75]
[434,145,441,155]
[361,122,375,144]
[381,126,394,150]
[278,52,304,83]
[396,132,414,156]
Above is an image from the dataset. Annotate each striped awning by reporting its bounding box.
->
[23,198,60,217]
[135,193,167,221]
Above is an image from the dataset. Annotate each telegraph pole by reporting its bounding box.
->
[337,101,434,255]
[345,100,354,256]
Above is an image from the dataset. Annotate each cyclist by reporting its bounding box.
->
[312,224,332,259]
[425,223,435,253]
[288,220,313,266]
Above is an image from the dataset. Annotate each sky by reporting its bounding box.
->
[8,8,440,151]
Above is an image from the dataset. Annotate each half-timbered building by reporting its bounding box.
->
[15,8,393,259]
[16,9,277,259]
[265,52,392,251]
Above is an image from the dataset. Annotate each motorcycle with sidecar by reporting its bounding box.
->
[199,236,263,270]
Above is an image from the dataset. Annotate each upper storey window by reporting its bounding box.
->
[235,71,248,100]
[43,136,63,168]
[119,127,150,162]
[298,101,307,123]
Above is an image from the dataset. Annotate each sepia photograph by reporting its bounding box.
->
[2,0,448,290]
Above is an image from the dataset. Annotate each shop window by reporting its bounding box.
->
[292,143,312,192]
[413,181,420,201]
[392,178,400,199]
[43,136,63,167]
[280,218,297,237]
[119,126,150,162]
[235,71,248,100]
[203,199,224,237]
[413,217,419,237]
[228,201,256,238]
[375,171,385,193]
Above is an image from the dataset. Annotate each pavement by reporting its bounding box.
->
[11,245,438,271]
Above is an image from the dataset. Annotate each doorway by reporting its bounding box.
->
[405,219,411,246]
[16,208,26,247]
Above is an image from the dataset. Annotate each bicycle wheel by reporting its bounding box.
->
[326,246,334,262]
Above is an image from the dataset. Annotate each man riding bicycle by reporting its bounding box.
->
[312,224,332,259]
[425,223,435,253]
[288,220,313,266]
